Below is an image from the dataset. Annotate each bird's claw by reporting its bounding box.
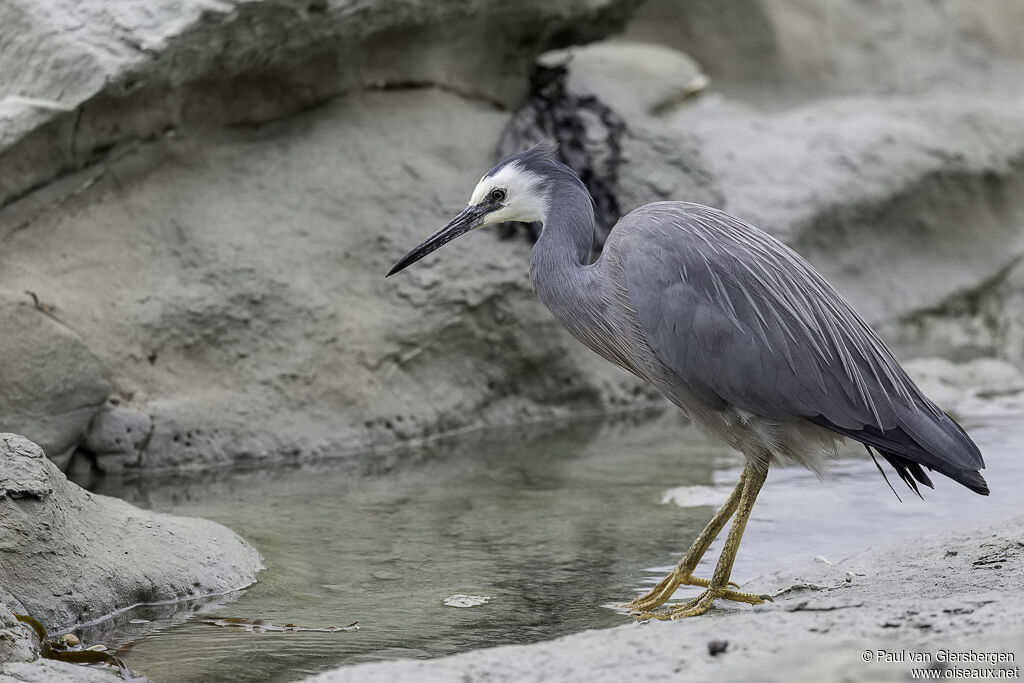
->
[632,586,772,620]
[625,570,741,612]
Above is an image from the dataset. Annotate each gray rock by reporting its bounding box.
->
[304,515,1024,682]
[0,87,655,473]
[0,0,654,473]
[0,434,51,499]
[903,357,1024,417]
[537,42,709,117]
[0,295,110,467]
[0,433,262,631]
[879,258,1024,367]
[82,404,152,472]
[0,0,643,209]
[625,0,1024,99]
[0,657,119,683]
[0,610,35,671]
[616,117,723,213]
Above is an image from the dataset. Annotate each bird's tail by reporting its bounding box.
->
[809,408,989,496]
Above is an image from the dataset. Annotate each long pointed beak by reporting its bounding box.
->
[386,204,488,277]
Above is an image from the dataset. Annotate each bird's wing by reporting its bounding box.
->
[614,202,986,492]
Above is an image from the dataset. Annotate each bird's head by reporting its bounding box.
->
[386,141,557,277]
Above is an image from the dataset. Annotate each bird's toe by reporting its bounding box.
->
[626,570,728,612]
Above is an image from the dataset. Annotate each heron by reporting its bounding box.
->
[386,141,988,619]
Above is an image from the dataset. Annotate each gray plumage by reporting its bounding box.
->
[520,143,988,496]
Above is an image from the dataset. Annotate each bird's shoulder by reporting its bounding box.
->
[603,201,798,297]
[608,200,768,252]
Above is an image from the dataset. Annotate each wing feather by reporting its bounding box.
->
[612,202,987,493]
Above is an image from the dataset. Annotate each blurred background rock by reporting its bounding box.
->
[1,0,1022,476]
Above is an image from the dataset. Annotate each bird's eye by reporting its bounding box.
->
[489,188,507,203]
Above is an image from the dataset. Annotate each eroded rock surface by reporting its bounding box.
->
[626,0,1024,99]
[0,0,642,209]
[537,42,708,118]
[0,1,653,473]
[0,433,262,632]
[0,87,655,474]
[0,650,119,683]
[904,357,1024,417]
[0,296,110,468]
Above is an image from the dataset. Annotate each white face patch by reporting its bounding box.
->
[469,161,550,226]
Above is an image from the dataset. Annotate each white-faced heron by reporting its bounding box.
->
[386,141,988,619]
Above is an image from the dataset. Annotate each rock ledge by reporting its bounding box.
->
[0,433,262,680]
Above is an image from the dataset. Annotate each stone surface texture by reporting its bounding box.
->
[0,433,262,679]
[0,0,651,473]
[0,297,110,468]
[0,0,643,207]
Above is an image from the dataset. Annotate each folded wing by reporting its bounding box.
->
[616,202,987,495]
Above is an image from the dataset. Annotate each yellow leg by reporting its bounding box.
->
[657,461,771,619]
[626,469,747,612]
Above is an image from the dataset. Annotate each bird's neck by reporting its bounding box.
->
[528,175,630,371]
[528,176,595,295]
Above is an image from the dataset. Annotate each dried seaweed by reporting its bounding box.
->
[200,616,359,633]
[14,614,139,681]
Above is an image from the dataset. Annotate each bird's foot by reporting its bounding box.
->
[625,569,740,612]
[633,585,772,620]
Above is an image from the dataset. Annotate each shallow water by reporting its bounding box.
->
[70,411,1023,682]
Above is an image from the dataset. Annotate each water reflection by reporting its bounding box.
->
[70,411,1021,682]
[77,592,242,658]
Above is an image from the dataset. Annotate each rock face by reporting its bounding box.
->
[904,357,1024,418]
[537,42,708,119]
[0,296,110,468]
[0,643,119,683]
[0,0,643,210]
[625,0,1024,98]
[304,515,1024,682]
[0,87,656,474]
[0,0,653,474]
[0,433,262,632]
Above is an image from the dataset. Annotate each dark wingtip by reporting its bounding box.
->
[813,415,989,498]
[907,462,934,489]
[961,470,989,496]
